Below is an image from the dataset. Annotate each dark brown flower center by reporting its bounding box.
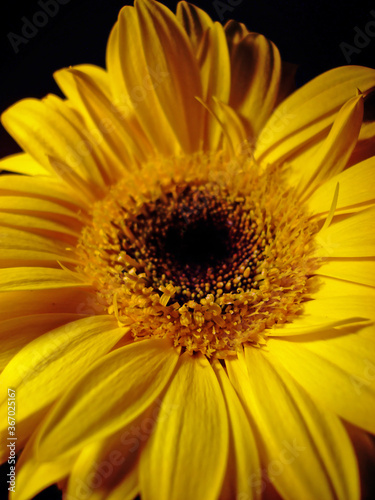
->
[122,185,268,303]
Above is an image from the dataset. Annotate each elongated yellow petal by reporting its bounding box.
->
[255,66,375,165]
[198,22,230,102]
[107,5,183,155]
[9,442,73,500]
[0,152,49,176]
[106,467,139,500]
[0,249,80,269]
[34,339,179,460]
[55,67,149,176]
[268,316,368,337]
[0,267,88,292]
[229,33,281,137]
[316,258,375,287]
[308,156,375,216]
[316,206,375,257]
[0,212,80,239]
[135,0,204,152]
[213,360,260,500]
[67,406,159,500]
[140,352,228,500]
[0,227,76,255]
[176,1,214,52]
[1,98,105,188]
[227,348,360,500]
[0,174,89,211]
[303,291,375,322]
[268,325,375,433]
[0,288,101,321]
[0,313,86,371]
[296,94,364,199]
[0,315,123,460]
[0,195,84,224]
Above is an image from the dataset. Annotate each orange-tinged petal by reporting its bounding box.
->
[176,1,214,53]
[229,33,281,137]
[140,352,228,500]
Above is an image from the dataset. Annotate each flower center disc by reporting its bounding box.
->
[125,185,266,304]
[78,154,319,358]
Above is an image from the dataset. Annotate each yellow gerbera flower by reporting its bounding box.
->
[0,1,375,499]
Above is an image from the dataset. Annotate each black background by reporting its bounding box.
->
[0,0,375,498]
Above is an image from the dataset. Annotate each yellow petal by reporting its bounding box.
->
[0,313,86,371]
[308,156,375,217]
[0,267,88,292]
[54,67,148,175]
[303,290,374,322]
[255,66,375,165]
[34,339,179,460]
[135,0,204,153]
[140,352,229,500]
[229,33,281,137]
[9,439,73,500]
[67,405,162,500]
[0,152,49,176]
[268,325,375,434]
[106,4,186,155]
[1,98,105,188]
[213,360,260,500]
[316,258,375,287]
[106,466,138,500]
[0,211,80,239]
[0,174,88,211]
[227,348,360,500]
[0,249,79,268]
[296,94,364,199]
[0,195,84,224]
[316,206,375,257]
[268,316,368,337]
[0,288,102,321]
[313,274,375,299]
[176,1,214,53]
[0,315,123,460]
[198,22,230,102]
[0,227,76,256]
